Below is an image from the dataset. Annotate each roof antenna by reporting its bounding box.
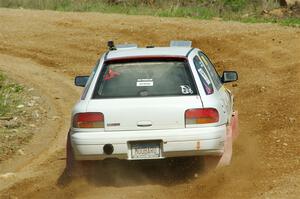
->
[107,40,116,51]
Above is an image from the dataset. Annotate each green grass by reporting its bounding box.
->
[239,16,300,27]
[0,72,31,161]
[279,18,300,27]
[0,0,299,27]
[50,1,217,19]
[0,73,24,117]
[156,6,217,19]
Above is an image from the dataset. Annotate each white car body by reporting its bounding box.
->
[68,42,238,166]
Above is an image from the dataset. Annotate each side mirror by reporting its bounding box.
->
[75,76,89,87]
[221,71,238,83]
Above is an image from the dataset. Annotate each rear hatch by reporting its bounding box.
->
[88,57,202,131]
[87,96,202,131]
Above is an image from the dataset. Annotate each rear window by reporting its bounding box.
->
[92,60,197,98]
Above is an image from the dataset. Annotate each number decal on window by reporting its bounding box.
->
[180,85,194,94]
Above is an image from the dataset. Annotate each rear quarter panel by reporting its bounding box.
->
[187,49,230,125]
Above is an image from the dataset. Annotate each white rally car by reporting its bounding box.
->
[66,41,238,174]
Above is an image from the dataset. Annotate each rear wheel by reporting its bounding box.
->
[66,132,75,176]
[66,132,86,177]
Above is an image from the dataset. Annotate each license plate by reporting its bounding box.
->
[131,142,161,159]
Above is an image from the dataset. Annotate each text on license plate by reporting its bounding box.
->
[131,142,161,159]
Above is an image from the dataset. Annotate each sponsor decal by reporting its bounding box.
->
[136,79,154,87]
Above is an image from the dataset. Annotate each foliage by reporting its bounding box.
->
[0,73,24,116]
[0,0,298,26]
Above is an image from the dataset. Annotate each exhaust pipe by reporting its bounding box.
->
[103,144,114,155]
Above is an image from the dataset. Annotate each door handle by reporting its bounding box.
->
[137,121,152,127]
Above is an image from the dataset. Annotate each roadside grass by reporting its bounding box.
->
[278,17,300,26]
[83,4,218,19]
[238,16,300,27]
[0,72,30,161]
[0,0,299,27]
[0,73,24,117]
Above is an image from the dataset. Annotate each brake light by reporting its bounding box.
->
[73,113,104,128]
[185,108,219,125]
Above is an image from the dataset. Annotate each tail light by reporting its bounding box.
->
[73,113,104,128]
[185,108,219,125]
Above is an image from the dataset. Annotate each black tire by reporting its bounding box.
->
[66,132,75,176]
[66,131,86,177]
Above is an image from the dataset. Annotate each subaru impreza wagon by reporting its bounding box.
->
[66,41,238,174]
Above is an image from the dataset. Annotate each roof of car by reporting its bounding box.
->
[106,47,194,60]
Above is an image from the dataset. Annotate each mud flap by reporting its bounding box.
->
[217,111,238,167]
[217,125,233,167]
[231,111,239,141]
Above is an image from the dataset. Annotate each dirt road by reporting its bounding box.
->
[0,8,299,199]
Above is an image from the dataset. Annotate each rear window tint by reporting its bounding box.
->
[92,60,197,98]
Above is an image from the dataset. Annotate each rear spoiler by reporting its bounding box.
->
[108,41,138,51]
[107,40,192,51]
[170,40,192,47]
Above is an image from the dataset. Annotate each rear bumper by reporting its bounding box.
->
[70,125,226,160]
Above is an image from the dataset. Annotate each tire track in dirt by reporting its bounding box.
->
[0,54,81,193]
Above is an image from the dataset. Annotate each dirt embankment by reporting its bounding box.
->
[0,8,299,199]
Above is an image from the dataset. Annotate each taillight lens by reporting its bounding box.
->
[73,113,104,128]
[185,108,219,125]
